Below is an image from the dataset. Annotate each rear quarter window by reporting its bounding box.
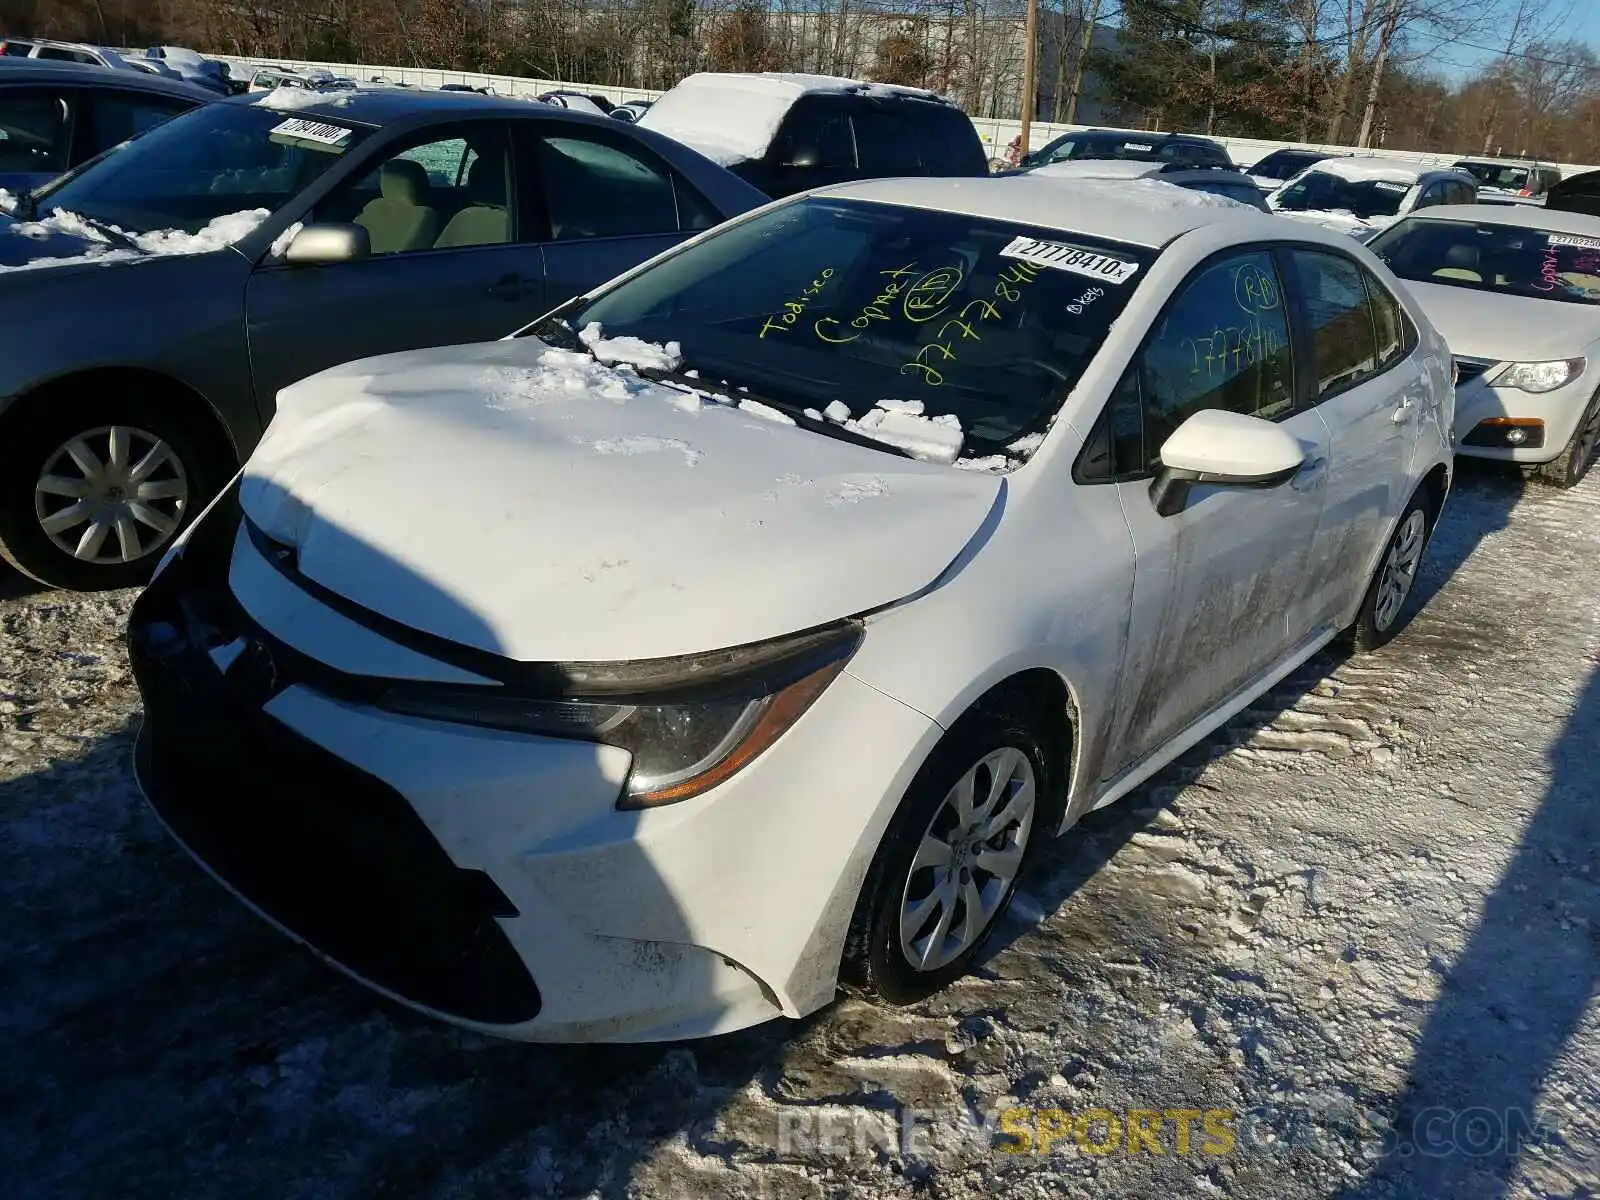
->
[916,105,986,175]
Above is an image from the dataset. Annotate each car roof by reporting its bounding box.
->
[230,86,662,133]
[1396,203,1600,236]
[814,175,1278,248]
[231,85,557,125]
[1299,155,1461,185]
[663,70,955,107]
[1076,128,1221,146]
[0,57,216,101]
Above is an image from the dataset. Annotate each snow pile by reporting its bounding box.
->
[0,189,15,215]
[737,398,795,425]
[637,74,800,164]
[844,399,964,463]
[1008,431,1045,457]
[269,221,304,258]
[2,207,271,273]
[480,346,655,410]
[823,400,852,423]
[130,209,270,254]
[1044,176,1260,213]
[580,322,683,372]
[258,87,352,111]
[590,434,702,466]
[954,455,1010,472]
[824,477,890,506]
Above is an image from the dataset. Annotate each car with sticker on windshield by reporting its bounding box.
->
[0,86,765,591]
[127,175,1454,1043]
[1268,156,1476,241]
[1368,203,1600,487]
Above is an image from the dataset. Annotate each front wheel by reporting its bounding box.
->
[1533,393,1600,489]
[842,697,1048,1005]
[1348,492,1434,653]
[0,393,223,591]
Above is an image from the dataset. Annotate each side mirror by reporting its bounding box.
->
[282,222,371,266]
[1150,409,1305,517]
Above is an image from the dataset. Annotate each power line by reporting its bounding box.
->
[1439,36,1597,71]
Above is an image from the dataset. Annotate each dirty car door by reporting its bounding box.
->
[1097,249,1331,772]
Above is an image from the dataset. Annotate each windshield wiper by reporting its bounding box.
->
[645,368,918,460]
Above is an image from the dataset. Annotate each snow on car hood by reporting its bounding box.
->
[0,207,268,272]
[238,339,1004,662]
[1403,280,1600,363]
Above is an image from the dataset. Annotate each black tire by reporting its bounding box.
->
[842,695,1052,1005]
[1532,392,1600,489]
[1348,489,1435,653]
[0,388,226,592]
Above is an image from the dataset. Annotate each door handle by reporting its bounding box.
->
[487,273,529,300]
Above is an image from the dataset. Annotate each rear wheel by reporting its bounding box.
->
[1533,393,1600,489]
[1348,491,1434,653]
[0,390,224,591]
[843,697,1047,1004]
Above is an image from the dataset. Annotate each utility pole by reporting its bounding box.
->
[1018,0,1039,160]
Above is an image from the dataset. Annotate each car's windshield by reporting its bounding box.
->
[533,197,1156,463]
[1274,170,1412,219]
[1454,162,1529,189]
[32,101,366,235]
[1369,218,1600,305]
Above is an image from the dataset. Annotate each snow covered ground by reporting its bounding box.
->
[0,460,1596,1199]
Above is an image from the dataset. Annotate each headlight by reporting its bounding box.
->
[377,621,863,808]
[1492,358,1586,393]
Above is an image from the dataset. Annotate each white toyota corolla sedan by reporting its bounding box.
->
[1365,204,1600,487]
[129,177,1455,1042]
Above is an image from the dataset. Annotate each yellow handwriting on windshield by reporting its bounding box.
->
[814,263,921,344]
[758,269,835,338]
[901,260,1041,384]
[903,265,965,324]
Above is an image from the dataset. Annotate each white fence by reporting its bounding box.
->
[213,54,1600,179]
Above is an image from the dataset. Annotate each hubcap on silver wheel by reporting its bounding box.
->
[1374,509,1426,632]
[898,746,1036,973]
[33,426,188,565]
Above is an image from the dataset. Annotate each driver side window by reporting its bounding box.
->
[1138,251,1296,465]
[313,123,516,255]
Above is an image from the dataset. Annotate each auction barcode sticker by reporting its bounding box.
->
[1549,233,1600,250]
[270,117,351,145]
[1000,236,1142,284]
[1371,180,1410,191]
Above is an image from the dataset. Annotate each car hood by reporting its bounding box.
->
[1402,281,1600,363]
[0,210,114,268]
[238,339,1004,663]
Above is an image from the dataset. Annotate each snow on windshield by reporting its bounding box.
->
[258,86,354,111]
[0,189,15,216]
[844,399,964,464]
[579,322,683,372]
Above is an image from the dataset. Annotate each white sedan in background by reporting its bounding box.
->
[128,177,1454,1042]
[1269,156,1478,240]
[1367,204,1600,487]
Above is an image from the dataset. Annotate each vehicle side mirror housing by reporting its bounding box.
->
[282,222,370,266]
[1150,409,1305,517]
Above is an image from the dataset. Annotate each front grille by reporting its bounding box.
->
[129,548,542,1027]
[1454,357,1494,386]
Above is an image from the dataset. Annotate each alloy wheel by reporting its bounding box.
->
[1373,509,1426,632]
[32,425,189,565]
[898,746,1036,973]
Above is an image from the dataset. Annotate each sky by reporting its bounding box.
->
[1425,6,1600,80]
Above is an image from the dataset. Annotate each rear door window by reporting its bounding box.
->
[87,91,195,154]
[0,87,73,174]
[916,106,984,175]
[1287,249,1382,398]
[851,109,920,175]
[774,102,854,170]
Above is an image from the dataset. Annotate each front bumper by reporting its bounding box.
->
[127,519,940,1041]
[1453,369,1593,464]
